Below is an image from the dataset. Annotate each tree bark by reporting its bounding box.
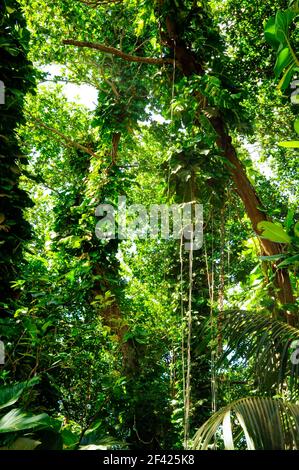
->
[92,133,138,374]
[211,116,295,316]
[92,264,138,375]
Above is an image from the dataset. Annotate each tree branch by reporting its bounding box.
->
[22,169,60,194]
[63,39,174,66]
[79,0,123,9]
[29,116,101,159]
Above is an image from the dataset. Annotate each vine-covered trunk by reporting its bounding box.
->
[163,10,296,324]
[211,117,295,319]
[92,133,138,375]
[92,259,138,375]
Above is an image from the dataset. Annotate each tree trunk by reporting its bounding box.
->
[92,265,138,375]
[93,133,138,374]
[163,12,296,324]
[211,117,295,319]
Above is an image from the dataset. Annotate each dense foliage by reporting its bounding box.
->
[0,0,35,310]
[0,0,298,451]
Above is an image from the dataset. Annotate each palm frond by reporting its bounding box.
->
[218,310,299,391]
[192,397,299,450]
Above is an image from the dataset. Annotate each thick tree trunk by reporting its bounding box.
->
[93,133,138,374]
[65,1,296,321]
[101,299,138,374]
[92,265,138,375]
[211,117,295,318]
[163,13,296,324]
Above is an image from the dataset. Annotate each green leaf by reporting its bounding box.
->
[193,397,299,450]
[278,141,299,148]
[274,47,293,78]
[257,221,292,243]
[294,118,299,134]
[277,254,299,267]
[275,10,296,44]
[216,310,299,390]
[58,235,84,249]
[285,209,295,230]
[0,409,51,433]
[0,378,39,410]
[0,437,41,450]
[265,10,296,48]
[294,222,299,238]
[264,17,280,48]
[6,6,16,14]
[61,428,80,450]
[278,63,295,91]
[259,254,286,261]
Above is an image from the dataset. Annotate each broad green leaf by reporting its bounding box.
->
[61,428,80,450]
[278,140,299,148]
[278,63,295,91]
[264,17,280,48]
[0,378,39,410]
[275,10,296,44]
[274,47,293,78]
[277,254,299,267]
[0,409,51,433]
[294,118,299,134]
[257,221,292,243]
[0,437,41,450]
[294,222,299,238]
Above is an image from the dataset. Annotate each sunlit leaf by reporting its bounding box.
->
[0,409,51,433]
[278,140,299,148]
[193,398,299,450]
[274,47,293,78]
[257,221,292,243]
